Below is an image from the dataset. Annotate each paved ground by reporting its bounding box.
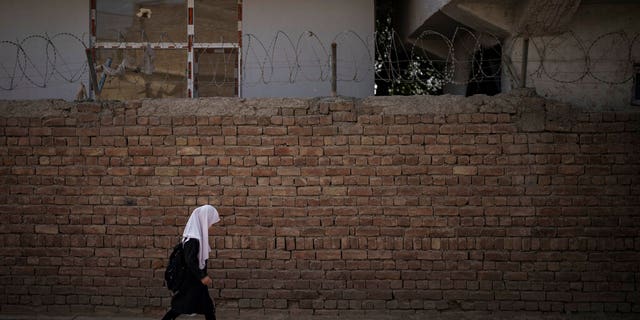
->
[1,310,639,320]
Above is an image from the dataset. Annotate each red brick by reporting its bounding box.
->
[453,166,477,175]
[35,225,58,234]
[316,250,341,260]
[349,146,374,155]
[155,167,178,176]
[107,167,129,176]
[440,124,465,134]
[298,187,321,196]
[425,145,450,154]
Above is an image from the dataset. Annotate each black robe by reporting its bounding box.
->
[170,238,215,315]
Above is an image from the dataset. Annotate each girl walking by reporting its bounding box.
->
[162,205,220,320]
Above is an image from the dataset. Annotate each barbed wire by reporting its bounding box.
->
[96,46,189,99]
[243,27,639,89]
[506,30,640,86]
[1,28,638,95]
[242,31,336,85]
[195,47,238,96]
[0,33,88,91]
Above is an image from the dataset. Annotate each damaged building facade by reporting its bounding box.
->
[390,0,640,108]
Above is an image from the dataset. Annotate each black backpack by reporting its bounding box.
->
[164,240,186,293]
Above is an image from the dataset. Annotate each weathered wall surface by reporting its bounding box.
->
[505,2,640,109]
[0,0,89,101]
[0,91,639,317]
[242,0,375,98]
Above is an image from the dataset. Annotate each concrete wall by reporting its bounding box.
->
[241,0,375,98]
[1,92,639,317]
[505,1,640,109]
[399,0,452,37]
[0,0,89,101]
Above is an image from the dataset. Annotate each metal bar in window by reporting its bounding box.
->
[90,0,97,45]
[194,43,238,49]
[95,42,185,49]
[94,42,238,50]
[89,0,97,99]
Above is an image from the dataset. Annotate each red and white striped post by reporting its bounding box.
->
[90,0,97,47]
[237,0,243,97]
[187,0,195,98]
[89,0,97,98]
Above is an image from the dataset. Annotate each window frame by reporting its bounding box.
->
[88,0,242,99]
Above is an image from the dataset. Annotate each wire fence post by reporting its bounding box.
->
[331,42,337,97]
[521,37,529,88]
[85,48,99,96]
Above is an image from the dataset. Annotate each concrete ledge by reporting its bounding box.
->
[2,310,639,320]
[1,89,637,120]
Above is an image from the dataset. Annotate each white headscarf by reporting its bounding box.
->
[182,205,221,269]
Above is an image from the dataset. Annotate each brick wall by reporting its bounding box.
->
[1,92,639,316]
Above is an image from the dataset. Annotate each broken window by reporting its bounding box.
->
[90,0,239,99]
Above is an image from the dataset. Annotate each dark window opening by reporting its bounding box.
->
[374,0,443,96]
[466,44,502,96]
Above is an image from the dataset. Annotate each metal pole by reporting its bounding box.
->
[520,38,529,88]
[89,0,97,99]
[187,0,195,98]
[237,0,243,98]
[85,48,99,95]
[331,42,337,97]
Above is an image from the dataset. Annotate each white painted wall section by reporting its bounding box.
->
[505,2,640,108]
[242,0,375,98]
[0,0,89,101]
